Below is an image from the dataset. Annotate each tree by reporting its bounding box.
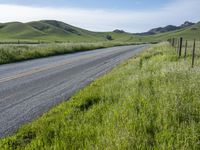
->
[106,35,113,40]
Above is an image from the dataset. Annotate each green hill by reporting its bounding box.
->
[0,22,44,38]
[0,20,138,43]
[0,20,199,43]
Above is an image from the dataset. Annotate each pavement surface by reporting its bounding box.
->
[0,44,148,138]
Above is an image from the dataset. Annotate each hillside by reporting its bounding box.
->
[141,22,200,42]
[0,20,137,43]
[0,20,199,43]
[137,21,195,35]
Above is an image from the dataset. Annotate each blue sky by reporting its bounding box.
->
[0,0,173,10]
[0,0,199,32]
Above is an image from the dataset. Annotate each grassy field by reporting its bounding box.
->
[1,42,200,149]
[0,41,146,64]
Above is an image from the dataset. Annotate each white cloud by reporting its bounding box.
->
[0,0,199,32]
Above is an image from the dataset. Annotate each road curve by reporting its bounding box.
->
[0,44,148,138]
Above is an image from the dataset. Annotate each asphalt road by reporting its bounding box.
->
[0,44,148,138]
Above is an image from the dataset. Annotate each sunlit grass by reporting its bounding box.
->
[0,42,145,64]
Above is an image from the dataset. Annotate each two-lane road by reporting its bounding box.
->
[0,44,148,138]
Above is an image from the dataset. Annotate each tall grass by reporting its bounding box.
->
[1,42,200,149]
[0,42,145,64]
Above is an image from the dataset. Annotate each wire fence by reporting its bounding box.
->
[168,38,200,68]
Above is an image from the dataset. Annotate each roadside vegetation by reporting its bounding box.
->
[0,41,145,64]
[1,42,200,149]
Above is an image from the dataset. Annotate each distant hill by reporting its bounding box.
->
[0,20,199,43]
[140,22,200,42]
[137,21,195,36]
[0,20,136,43]
[113,29,126,33]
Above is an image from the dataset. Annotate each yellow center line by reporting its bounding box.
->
[0,54,99,83]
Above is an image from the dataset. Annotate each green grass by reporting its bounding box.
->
[0,41,146,64]
[1,42,200,149]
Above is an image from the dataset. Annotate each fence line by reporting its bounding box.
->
[169,37,197,68]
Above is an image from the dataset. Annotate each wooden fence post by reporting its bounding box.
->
[177,39,180,54]
[192,39,196,68]
[184,40,187,59]
[172,38,175,47]
[178,37,183,58]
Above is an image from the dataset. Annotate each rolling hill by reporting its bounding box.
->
[0,20,138,43]
[0,20,199,43]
